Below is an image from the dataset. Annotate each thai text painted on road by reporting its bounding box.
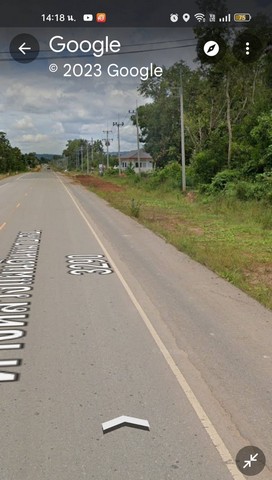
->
[0,230,41,382]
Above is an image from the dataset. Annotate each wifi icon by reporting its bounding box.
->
[194,12,205,22]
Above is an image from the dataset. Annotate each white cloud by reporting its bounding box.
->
[0,28,196,153]
[51,122,65,134]
[21,134,48,142]
[15,116,34,130]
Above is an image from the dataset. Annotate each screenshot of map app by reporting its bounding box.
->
[0,0,271,479]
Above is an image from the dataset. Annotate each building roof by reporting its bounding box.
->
[120,149,153,161]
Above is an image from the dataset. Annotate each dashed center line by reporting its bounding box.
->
[0,222,6,231]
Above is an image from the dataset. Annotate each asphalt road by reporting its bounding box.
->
[0,169,271,480]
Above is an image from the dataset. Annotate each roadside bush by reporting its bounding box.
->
[139,171,149,178]
[223,182,237,199]
[234,181,255,200]
[241,159,264,177]
[132,174,141,184]
[126,165,136,175]
[185,165,196,188]
[145,162,182,190]
[210,169,240,191]
[265,192,272,205]
[191,150,222,184]
[252,172,272,203]
[158,162,182,189]
[105,167,119,176]
[156,162,181,182]
[231,142,255,169]
[130,198,141,217]
[263,145,272,170]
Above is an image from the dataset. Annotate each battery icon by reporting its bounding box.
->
[234,13,251,22]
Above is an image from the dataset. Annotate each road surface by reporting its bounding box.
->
[0,170,271,479]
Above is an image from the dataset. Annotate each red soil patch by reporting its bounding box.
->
[75,175,123,192]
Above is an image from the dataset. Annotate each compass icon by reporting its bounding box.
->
[197,35,226,63]
[204,40,220,56]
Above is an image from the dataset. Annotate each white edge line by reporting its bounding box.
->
[57,174,245,480]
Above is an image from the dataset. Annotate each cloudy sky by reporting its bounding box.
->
[0,28,198,155]
[0,0,270,156]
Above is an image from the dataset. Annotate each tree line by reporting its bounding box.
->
[62,138,107,170]
[0,131,39,173]
[134,5,272,195]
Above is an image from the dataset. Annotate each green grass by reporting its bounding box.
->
[84,174,272,310]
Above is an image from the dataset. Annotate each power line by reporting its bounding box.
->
[120,111,130,126]
[0,43,197,62]
[0,38,196,56]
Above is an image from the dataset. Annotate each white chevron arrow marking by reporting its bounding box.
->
[102,415,150,433]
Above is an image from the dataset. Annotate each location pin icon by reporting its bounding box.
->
[183,13,190,22]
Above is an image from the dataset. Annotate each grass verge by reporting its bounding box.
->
[74,173,272,310]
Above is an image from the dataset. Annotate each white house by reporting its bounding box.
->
[120,149,154,173]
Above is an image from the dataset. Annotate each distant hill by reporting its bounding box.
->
[36,154,59,160]
[110,151,133,156]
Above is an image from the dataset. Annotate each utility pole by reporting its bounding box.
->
[129,100,141,174]
[102,129,113,169]
[86,142,89,174]
[113,116,124,174]
[170,73,186,192]
[91,138,94,169]
[80,145,84,171]
[179,72,186,192]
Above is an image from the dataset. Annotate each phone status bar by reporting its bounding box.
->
[0,3,271,27]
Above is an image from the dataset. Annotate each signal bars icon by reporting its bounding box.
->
[219,13,231,22]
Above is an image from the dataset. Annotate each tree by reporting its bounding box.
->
[24,152,39,169]
[137,62,202,167]
[135,5,271,186]
[63,138,106,170]
[192,5,272,179]
[0,132,26,173]
[0,132,11,172]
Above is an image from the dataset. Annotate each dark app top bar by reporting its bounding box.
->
[1,0,271,27]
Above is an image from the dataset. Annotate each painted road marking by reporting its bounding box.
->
[16,203,20,208]
[0,359,21,366]
[57,174,245,480]
[0,223,7,231]
[66,254,113,275]
[102,415,150,434]
[0,230,42,382]
[0,359,21,382]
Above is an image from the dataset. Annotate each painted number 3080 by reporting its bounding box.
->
[63,63,102,77]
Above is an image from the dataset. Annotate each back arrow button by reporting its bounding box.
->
[10,34,39,63]
[19,42,32,55]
